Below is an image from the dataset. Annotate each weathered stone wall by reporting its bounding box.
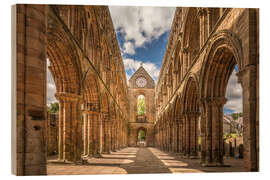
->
[155,7,259,171]
[15,4,47,175]
[127,66,156,147]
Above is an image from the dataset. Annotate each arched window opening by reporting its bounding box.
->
[223,64,243,159]
[137,95,146,115]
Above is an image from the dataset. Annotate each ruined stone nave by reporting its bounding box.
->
[14,4,259,175]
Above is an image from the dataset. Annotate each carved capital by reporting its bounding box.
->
[55,92,82,102]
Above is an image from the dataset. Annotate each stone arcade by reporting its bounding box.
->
[13,5,259,175]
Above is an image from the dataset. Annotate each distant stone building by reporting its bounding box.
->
[223,115,243,134]
[127,65,155,147]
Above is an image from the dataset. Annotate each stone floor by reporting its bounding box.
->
[47,147,246,175]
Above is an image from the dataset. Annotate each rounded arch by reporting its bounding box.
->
[83,72,101,112]
[47,26,82,95]
[200,30,244,98]
[174,94,184,119]
[182,73,200,113]
[137,127,147,137]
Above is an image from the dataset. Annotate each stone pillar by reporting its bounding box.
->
[74,99,83,162]
[167,122,170,151]
[87,111,93,156]
[190,112,200,158]
[237,65,258,171]
[83,111,88,156]
[182,115,186,155]
[15,4,47,175]
[200,99,207,164]
[63,100,71,161]
[92,111,101,156]
[169,122,173,152]
[185,114,191,156]
[211,97,226,165]
[110,117,116,152]
[204,99,213,165]
[57,99,64,160]
[201,97,226,166]
[101,112,110,153]
[174,122,177,152]
[55,92,82,163]
[178,117,184,154]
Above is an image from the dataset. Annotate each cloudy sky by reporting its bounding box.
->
[109,6,175,81]
[46,6,242,114]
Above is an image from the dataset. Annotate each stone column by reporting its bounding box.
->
[92,111,101,156]
[174,121,177,152]
[56,98,64,160]
[102,112,110,154]
[200,99,207,164]
[178,116,184,154]
[83,110,88,156]
[185,114,191,156]
[190,112,200,158]
[16,4,47,175]
[211,97,226,165]
[55,93,82,163]
[74,99,83,162]
[204,99,213,165]
[201,97,227,166]
[182,115,186,155]
[63,99,71,161]
[87,111,93,156]
[238,65,258,171]
[169,122,173,152]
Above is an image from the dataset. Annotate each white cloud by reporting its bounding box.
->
[123,58,160,81]
[47,59,57,105]
[123,41,135,55]
[224,69,243,113]
[109,6,175,54]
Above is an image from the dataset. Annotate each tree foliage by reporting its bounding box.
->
[231,112,242,120]
[137,95,145,115]
[47,102,59,113]
[138,130,146,141]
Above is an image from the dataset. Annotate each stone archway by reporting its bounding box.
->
[47,8,83,163]
[137,127,147,147]
[182,75,200,157]
[199,30,250,167]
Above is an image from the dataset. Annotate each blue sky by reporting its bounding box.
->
[109,6,175,81]
[115,30,170,81]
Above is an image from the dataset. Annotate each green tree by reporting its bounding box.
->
[47,102,59,113]
[137,95,145,115]
[138,130,146,141]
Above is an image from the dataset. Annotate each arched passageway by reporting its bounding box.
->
[14,5,259,175]
[137,127,147,147]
